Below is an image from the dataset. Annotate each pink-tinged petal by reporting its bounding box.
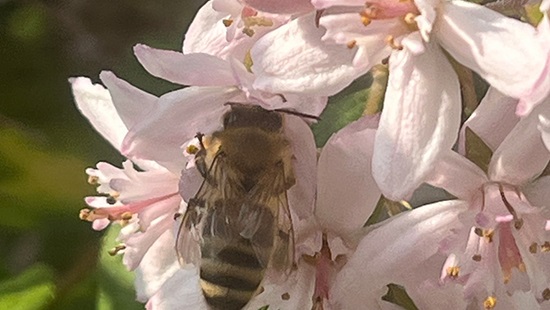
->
[122,86,240,164]
[92,218,110,231]
[137,195,181,231]
[313,0,365,9]
[134,230,181,302]
[316,117,380,238]
[122,214,173,270]
[523,175,550,208]
[242,0,313,14]
[134,45,237,87]
[426,151,487,200]
[436,1,548,104]
[458,88,519,154]
[517,15,550,116]
[70,77,127,150]
[540,110,550,152]
[489,102,550,185]
[319,14,401,68]
[372,41,461,201]
[285,116,317,220]
[330,200,469,309]
[244,261,316,310]
[99,71,157,129]
[184,0,264,60]
[251,13,363,96]
[145,269,207,310]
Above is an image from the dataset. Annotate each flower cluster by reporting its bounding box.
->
[72,0,550,309]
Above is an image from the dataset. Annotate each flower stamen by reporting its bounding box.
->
[385,35,403,50]
[446,266,460,278]
[108,244,126,256]
[472,254,482,262]
[347,40,357,49]
[483,296,497,309]
[543,288,550,300]
[529,242,538,254]
[542,241,550,252]
[222,19,233,27]
[87,175,99,185]
[499,184,523,230]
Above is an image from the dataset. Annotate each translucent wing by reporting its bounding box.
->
[239,161,295,272]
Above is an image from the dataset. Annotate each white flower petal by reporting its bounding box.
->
[436,1,548,104]
[99,71,157,130]
[70,76,126,150]
[145,269,207,310]
[134,45,237,87]
[372,41,461,200]
[458,88,519,154]
[251,13,363,96]
[134,229,181,302]
[122,86,240,165]
[330,200,469,309]
[426,151,488,200]
[316,117,380,238]
[489,101,550,185]
[244,261,316,310]
[284,115,317,220]
[522,175,550,208]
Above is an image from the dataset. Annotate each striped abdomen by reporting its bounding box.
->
[200,236,267,310]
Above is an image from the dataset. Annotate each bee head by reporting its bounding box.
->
[223,103,283,132]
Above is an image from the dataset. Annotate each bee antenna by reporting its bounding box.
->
[273,108,321,121]
[195,132,206,149]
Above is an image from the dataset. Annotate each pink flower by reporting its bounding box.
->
[71,74,185,278]
[250,0,550,201]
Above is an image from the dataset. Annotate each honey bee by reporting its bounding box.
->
[176,103,297,310]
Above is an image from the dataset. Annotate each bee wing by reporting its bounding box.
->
[241,163,295,272]
[175,151,227,266]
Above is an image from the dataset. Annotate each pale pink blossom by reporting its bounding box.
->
[251,0,550,201]
[70,74,185,276]
[423,91,550,308]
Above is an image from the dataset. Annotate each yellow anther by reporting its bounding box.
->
[186,144,199,155]
[243,51,254,73]
[529,242,538,254]
[108,244,126,256]
[541,241,550,252]
[542,288,550,300]
[281,292,290,300]
[347,40,357,49]
[242,28,255,37]
[475,228,494,243]
[79,209,91,221]
[244,16,273,28]
[404,13,417,25]
[222,19,233,27]
[121,212,133,221]
[518,262,526,272]
[514,218,524,230]
[446,266,460,278]
[360,15,371,26]
[87,175,99,185]
[385,35,403,50]
[483,296,497,309]
[472,254,482,262]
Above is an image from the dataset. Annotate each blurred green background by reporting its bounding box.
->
[0,1,204,308]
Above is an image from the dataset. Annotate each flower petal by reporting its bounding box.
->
[316,116,380,238]
[122,86,240,165]
[489,101,550,185]
[284,116,317,220]
[372,40,461,200]
[426,151,488,200]
[436,1,549,107]
[330,200,469,309]
[134,45,237,87]
[251,13,363,96]
[458,87,519,154]
[145,269,207,310]
[241,0,313,14]
[70,76,127,150]
[244,261,316,310]
[134,229,181,302]
[99,71,157,130]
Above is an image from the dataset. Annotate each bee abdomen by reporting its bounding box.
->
[200,238,266,310]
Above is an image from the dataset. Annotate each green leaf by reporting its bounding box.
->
[464,127,493,174]
[257,306,269,310]
[381,283,419,310]
[311,65,388,147]
[0,127,90,229]
[97,226,143,310]
[365,196,411,227]
[0,263,55,309]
